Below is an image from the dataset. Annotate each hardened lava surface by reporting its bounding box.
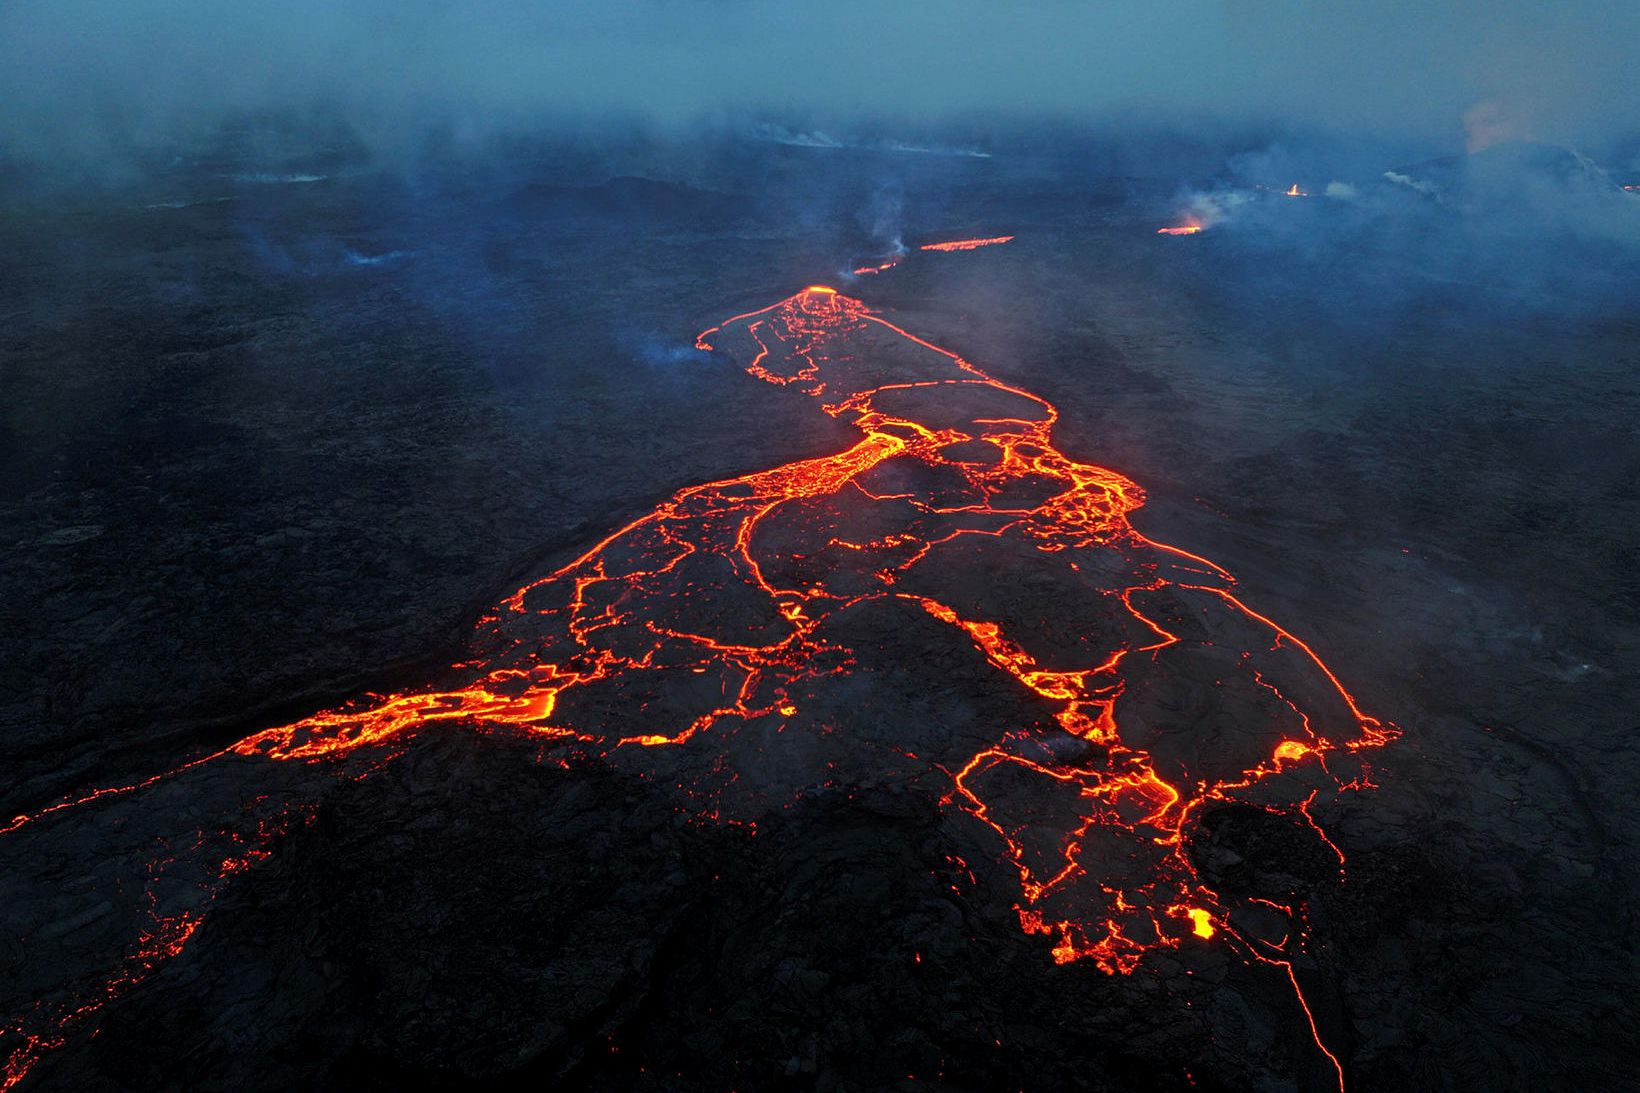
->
[2,285,1396,1091]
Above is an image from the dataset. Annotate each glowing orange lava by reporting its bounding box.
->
[919,236,1014,251]
[2,277,1394,1091]
[1285,183,1308,197]
[852,254,903,275]
[1157,223,1203,236]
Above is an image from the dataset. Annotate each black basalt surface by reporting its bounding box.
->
[3,147,1636,1091]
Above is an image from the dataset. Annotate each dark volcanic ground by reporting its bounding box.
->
[2,141,1637,1091]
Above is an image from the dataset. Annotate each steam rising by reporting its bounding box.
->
[3,1,1638,170]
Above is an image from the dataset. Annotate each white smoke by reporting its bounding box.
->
[1383,170,1442,197]
[1183,189,1255,228]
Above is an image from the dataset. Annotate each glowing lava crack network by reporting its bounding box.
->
[2,284,1395,1091]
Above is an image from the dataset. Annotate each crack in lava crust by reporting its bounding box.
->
[3,285,1396,1091]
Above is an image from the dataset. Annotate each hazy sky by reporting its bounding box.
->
[2,1,1636,162]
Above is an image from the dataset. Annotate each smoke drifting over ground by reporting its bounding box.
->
[3,1,1639,171]
[4,5,1640,1090]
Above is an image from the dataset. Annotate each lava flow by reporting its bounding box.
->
[2,278,1395,1091]
[852,253,903,276]
[919,235,1014,251]
[1157,222,1203,235]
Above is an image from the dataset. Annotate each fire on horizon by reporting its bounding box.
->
[919,236,1016,251]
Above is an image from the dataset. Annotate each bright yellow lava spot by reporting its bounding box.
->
[1274,740,1311,763]
[1186,908,1215,939]
[778,704,798,716]
[803,285,837,294]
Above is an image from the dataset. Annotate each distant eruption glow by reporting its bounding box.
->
[919,235,1014,251]
[851,255,903,275]
[3,263,1392,1092]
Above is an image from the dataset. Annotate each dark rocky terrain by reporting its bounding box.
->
[2,138,1636,1090]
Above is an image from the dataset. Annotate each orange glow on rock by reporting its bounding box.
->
[852,254,903,276]
[919,236,1014,251]
[1157,223,1203,236]
[2,275,1394,1091]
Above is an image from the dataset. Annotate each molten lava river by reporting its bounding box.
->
[2,282,1396,1090]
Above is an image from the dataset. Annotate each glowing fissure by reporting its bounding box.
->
[919,236,1014,251]
[3,281,1394,1091]
[852,254,903,276]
